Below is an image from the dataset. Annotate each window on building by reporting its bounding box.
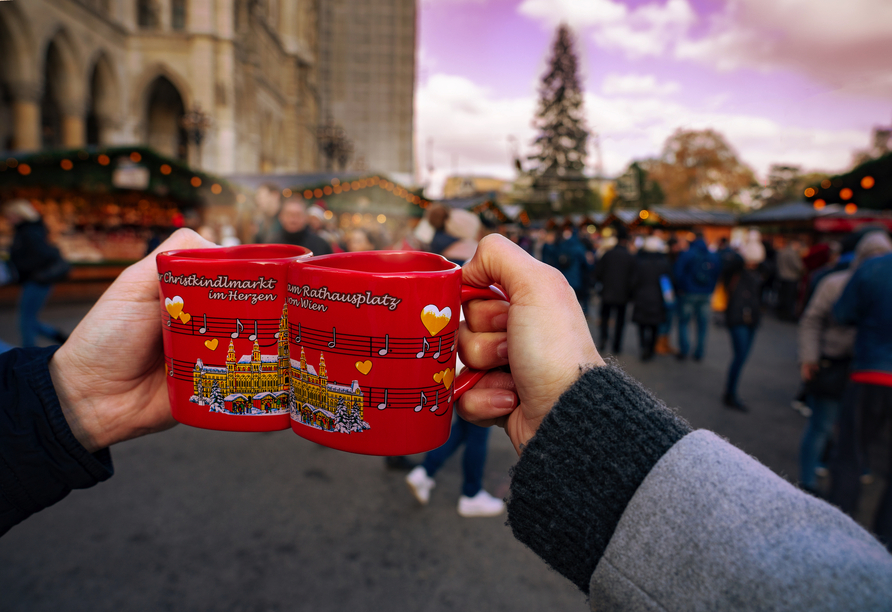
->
[172,0,187,30]
[137,0,159,29]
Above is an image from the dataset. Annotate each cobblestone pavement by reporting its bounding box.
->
[0,300,886,612]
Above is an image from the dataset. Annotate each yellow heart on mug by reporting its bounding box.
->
[355,360,372,375]
[420,305,452,336]
[433,372,443,383]
[179,312,192,324]
[165,296,184,319]
[204,338,219,350]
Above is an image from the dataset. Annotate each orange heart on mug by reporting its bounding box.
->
[165,296,184,319]
[421,305,452,336]
[355,360,372,375]
[433,368,454,390]
[204,338,219,350]
[179,312,192,324]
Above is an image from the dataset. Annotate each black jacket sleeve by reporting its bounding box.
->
[0,347,114,536]
[506,364,692,593]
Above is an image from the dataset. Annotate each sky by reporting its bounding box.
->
[415,0,892,197]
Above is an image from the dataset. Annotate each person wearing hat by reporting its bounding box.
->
[721,239,766,411]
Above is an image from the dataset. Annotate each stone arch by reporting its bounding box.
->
[0,3,38,149]
[144,75,188,160]
[86,51,120,146]
[41,28,85,148]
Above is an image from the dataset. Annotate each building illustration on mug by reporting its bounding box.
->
[190,307,290,415]
[289,347,369,434]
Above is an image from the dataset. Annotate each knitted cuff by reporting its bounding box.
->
[506,364,692,594]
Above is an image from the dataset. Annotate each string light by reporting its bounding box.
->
[813,199,826,210]
[60,159,73,170]
[18,163,31,175]
[160,164,172,175]
[377,214,386,223]
[861,176,875,189]
[314,188,323,198]
[98,154,110,165]
[639,210,649,220]
[323,186,332,195]
[821,179,832,189]
[283,188,292,197]
[845,203,858,214]
[303,190,313,199]
[130,152,142,162]
[191,176,202,187]
[840,187,853,200]
[804,187,815,197]
[211,183,222,194]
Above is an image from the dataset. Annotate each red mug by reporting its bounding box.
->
[157,244,312,432]
[286,251,504,455]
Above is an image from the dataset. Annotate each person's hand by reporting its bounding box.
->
[457,234,604,455]
[801,362,819,382]
[49,229,216,453]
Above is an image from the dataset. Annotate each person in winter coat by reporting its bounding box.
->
[830,232,892,550]
[797,231,892,495]
[631,236,671,361]
[595,228,636,354]
[2,200,70,347]
[554,226,592,314]
[721,240,765,411]
[4,231,892,611]
[673,234,721,361]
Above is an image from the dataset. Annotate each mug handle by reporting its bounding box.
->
[452,284,509,399]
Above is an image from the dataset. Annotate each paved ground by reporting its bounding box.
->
[0,299,887,611]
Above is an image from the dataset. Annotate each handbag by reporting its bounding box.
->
[806,356,851,399]
[659,274,675,307]
[31,256,71,284]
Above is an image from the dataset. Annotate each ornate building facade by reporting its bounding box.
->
[192,305,290,414]
[290,347,364,431]
[0,0,320,175]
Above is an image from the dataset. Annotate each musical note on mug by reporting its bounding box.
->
[377,388,389,410]
[231,319,244,339]
[414,390,428,413]
[378,334,389,357]
[249,320,258,342]
[328,327,337,349]
[433,337,443,359]
[416,337,431,359]
[198,314,208,335]
[428,389,439,413]
[294,323,301,344]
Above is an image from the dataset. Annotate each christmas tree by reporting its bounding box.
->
[288,384,297,417]
[527,24,592,215]
[209,381,224,413]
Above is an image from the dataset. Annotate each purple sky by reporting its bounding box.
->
[415,0,892,197]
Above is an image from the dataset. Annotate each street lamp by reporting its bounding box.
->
[316,118,354,171]
[180,105,213,169]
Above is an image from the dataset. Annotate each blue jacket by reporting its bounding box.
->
[556,235,591,291]
[672,239,720,295]
[0,347,113,536]
[834,252,892,374]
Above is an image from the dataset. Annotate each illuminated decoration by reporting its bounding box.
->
[813,199,826,210]
[283,188,292,197]
[323,186,333,195]
[840,187,853,200]
[639,210,649,220]
[331,178,340,186]
[803,187,815,198]
[324,210,334,220]
[821,179,832,189]
[314,188,323,198]
[98,154,110,166]
[845,203,858,215]
[18,164,31,176]
[211,183,223,194]
[342,183,351,192]
[180,105,213,168]
[130,152,142,163]
[160,164,172,175]
[303,190,313,199]
[191,176,202,187]
[60,159,73,170]
[377,214,386,223]
[861,176,875,189]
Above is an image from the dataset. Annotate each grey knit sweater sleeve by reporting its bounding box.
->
[507,364,892,611]
[506,365,692,593]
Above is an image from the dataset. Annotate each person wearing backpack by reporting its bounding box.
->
[673,234,721,361]
[2,200,70,348]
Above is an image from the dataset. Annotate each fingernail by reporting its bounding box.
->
[496,341,508,359]
[491,391,516,409]
[492,313,508,329]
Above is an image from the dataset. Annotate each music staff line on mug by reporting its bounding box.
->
[364,383,453,416]
[289,323,456,362]
[165,312,283,347]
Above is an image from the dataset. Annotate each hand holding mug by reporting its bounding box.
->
[50,229,216,453]
[456,234,605,455]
